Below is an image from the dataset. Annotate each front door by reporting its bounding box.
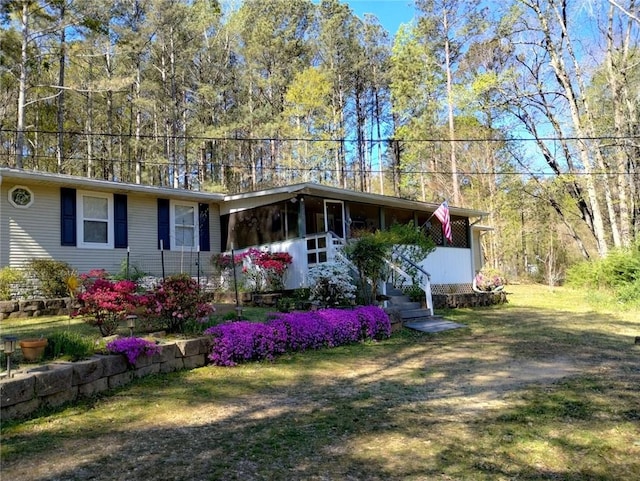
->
[324,200,345,240]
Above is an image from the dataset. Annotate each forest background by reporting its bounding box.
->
[1,0,638,284]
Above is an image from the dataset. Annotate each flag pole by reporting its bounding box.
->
[421,200,449,227]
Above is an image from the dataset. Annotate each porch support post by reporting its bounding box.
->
[298,196,306,238]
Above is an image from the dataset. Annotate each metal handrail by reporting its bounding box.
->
[385,251,434,316]
[311,232,433,314]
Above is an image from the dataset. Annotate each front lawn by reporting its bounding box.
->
[1,284,639,480]
[0,305,272,367]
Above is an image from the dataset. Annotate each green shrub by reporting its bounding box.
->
[402,284,424,302]
[182,316,220,336]
[566,241,640,305]
[0,267,24,300]
[565,260,598,289]
[275,296,296,313]
[221,310,239,321]
[344,222,435,305]
[113,256,146,281]
[27,258,75,298]
[44,331,96,361]
[616,279,640,306]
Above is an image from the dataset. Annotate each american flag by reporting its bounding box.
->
[433,201,452,244]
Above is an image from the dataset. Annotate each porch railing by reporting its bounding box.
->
[384,253,434,316]
[306,232,433,315]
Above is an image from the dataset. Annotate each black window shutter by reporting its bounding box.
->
[60,188,77,246]
[114,194,128,248]
[157,198,170,250]
[199,203,210,252]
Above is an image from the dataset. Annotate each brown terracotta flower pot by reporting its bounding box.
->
[19,338,48,362]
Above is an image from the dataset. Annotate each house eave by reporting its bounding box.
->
[1,169,489,218]
[0,168,225,203]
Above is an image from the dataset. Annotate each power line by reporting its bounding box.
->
[1,127,640,144]
[2,154,636,177]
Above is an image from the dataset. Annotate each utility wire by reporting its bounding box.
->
[2,155,636,177]
[1,128,640,143]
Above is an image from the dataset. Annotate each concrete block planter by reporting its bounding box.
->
[0,336,212,420]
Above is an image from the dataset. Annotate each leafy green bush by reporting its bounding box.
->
[27,258,75,298]
[402,284,424,302]
[45,331,96,361]
[616,280,640,306]
[344,222,435,305]
[566,241,640,305]
[275,296,296,313]
[114,256,146,281]
[0,267,24,300]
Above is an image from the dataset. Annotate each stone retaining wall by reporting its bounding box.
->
[0,337,211,420]
[432,291,508,309]
[0,298,73,320]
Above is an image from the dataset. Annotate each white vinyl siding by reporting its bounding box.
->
[1,185,122,272]
[3,184,56,268]
[2,179,220,276]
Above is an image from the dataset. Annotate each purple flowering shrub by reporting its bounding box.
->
[205,305,391,366]
[106,337,160,365]
[204,321,288,366]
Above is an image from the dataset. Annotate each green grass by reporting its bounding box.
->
[1,285,639,480]
[0,305,273,341]
[0,304,273,367]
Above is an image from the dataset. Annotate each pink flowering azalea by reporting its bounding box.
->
[142,274,214,334]
[238,249,294,292]
[76,274,144,336]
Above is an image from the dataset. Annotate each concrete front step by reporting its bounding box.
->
[399,308,433,320]
[405,318,466,333]
[386,288,405,297]
[388,300,422,310]
[386,294,410,303]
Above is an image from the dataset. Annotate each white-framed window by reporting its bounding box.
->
[8,185,34,208]
[77,190,113,249]
[170,200,199,250]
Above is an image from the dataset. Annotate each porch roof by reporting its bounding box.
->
[222,182,488,219]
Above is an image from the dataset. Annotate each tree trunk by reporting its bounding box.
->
[532,0,610,256]
[56,4,66,174]
[606,4,634,247]
[443,9,460,205]
[16,1,29,169]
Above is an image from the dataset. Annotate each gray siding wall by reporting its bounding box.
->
[1,181,221,277]
[0,182,9,267]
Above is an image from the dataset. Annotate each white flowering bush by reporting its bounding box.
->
[138,276,161,291]
[308,261,357,307]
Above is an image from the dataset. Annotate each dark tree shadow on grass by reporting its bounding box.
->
[2,306,639,480]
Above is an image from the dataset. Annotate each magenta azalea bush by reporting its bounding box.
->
[205,305,391,366]
[106,337,160,365]
[75,270,145,336]
[75,270,215,336]
[240,248,293,292]
[143,274,215,334]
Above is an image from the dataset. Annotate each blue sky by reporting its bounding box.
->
[345,0,417,36]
